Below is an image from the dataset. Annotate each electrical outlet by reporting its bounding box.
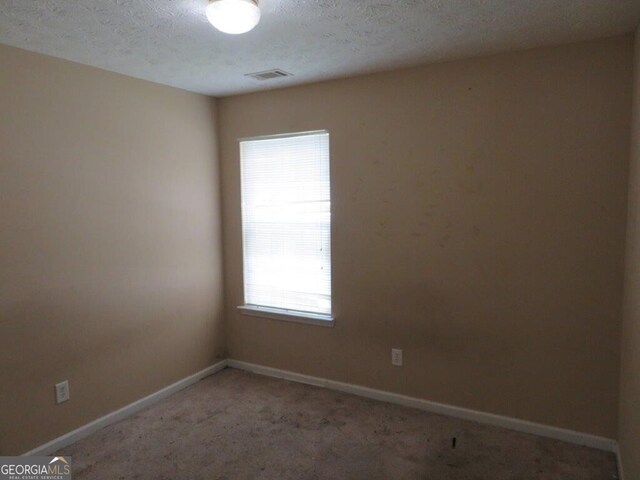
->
[391,348,403,367]
[55,381,70,404]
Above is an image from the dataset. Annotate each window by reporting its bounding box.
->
[238,131,333,326]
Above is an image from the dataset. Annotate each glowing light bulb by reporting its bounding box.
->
[206,0,261,35]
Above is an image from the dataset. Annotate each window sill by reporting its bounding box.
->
[237,305,335,328]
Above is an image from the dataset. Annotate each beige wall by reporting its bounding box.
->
[219,36,633,438]
[0,45,225,455]
[0,32,634,457]
[620,25,640,480]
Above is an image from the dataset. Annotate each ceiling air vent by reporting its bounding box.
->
[245,69,292,81]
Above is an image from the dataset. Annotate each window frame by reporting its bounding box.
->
[237,130,334,328]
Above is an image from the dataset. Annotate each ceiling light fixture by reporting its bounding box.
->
[206,0,261,35]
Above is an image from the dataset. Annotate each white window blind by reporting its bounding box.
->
[240,131,332,317]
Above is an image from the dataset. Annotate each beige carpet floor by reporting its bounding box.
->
[58,368,618,479]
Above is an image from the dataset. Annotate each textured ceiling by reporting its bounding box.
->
[0,0,639,96]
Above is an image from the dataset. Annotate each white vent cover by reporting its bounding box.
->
[245,69,292,81]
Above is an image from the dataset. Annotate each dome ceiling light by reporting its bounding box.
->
[206,0,261,35]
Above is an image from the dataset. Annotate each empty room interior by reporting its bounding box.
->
[2,1,640,478]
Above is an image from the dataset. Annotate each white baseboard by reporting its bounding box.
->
[227,359,618,454]
[22,357,625,479]
[23,360,228,456]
